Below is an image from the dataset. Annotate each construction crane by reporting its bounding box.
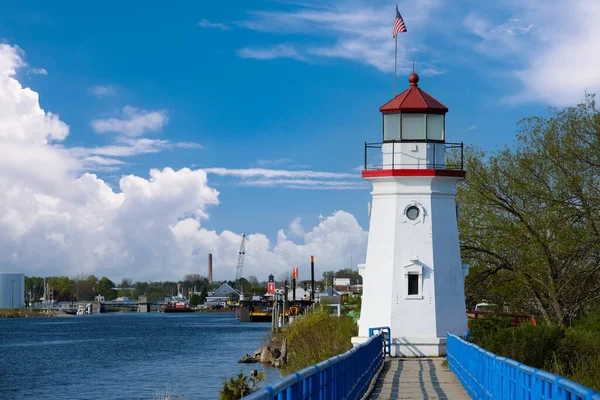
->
[235,233,246,283]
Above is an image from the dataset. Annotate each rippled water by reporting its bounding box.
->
[0,312,280,400]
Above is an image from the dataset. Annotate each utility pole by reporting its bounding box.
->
[310,256,315,302]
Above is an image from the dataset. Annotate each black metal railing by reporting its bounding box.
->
[363,141,464,171]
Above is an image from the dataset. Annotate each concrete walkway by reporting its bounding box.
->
[368,358,471,400]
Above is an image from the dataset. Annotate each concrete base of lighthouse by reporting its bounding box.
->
[351,336,446,357]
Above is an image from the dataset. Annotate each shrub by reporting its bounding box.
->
[276,304,357,375]
[219,370,264,400]
[468,312,600,391]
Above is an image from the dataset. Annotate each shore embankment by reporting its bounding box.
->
[0,309,67,318]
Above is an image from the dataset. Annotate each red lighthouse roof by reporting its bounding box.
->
[380,73,448,113]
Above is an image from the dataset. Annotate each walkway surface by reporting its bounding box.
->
[368,358,471,400]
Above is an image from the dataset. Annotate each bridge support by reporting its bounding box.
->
[138,296,149,313]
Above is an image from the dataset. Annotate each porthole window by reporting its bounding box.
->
[406,205,420,220]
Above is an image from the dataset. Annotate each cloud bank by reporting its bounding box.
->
[0,44,367,282]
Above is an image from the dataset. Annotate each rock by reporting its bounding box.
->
[238,354,259,364]
[260,346,274,364]
[272,348,281,359]
[272,358,282,368]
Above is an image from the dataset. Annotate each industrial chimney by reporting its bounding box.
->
[208,253,213,284]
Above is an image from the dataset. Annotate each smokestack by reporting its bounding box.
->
[208,253,213,284]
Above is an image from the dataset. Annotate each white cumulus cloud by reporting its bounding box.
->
[89,85,117,98]
[91,106,169,136]
[0,43,368,281]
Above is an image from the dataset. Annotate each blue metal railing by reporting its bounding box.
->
[447,333,600,400]
[368,327,391,356]
[243,331,386,400]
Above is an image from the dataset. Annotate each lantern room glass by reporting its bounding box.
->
[383,114,401,141]
[402,114,426,140]
[426,114,444,140]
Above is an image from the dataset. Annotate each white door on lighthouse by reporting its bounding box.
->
[352,73,468,357]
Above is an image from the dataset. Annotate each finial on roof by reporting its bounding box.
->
[408,72,419,87]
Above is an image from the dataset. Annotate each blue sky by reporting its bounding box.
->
[0,0,597,281]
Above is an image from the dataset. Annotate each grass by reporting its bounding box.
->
[274,304,358,375]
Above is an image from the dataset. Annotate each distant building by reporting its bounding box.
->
[333,278,351,286]
[205,283,240,306]
[0,273,25,309]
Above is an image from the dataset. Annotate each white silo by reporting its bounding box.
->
[0,273,25,309]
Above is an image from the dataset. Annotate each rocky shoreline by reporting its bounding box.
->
[239,337,287,368]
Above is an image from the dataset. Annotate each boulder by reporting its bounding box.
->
[260,346,274,364]
[272,348,281,359]
[238,354,259,364]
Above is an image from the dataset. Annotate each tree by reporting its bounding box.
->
[190,294,201,307]
[119,278,132,288]
[459,95,600,325]
[199,286,208,304]
[184,273,203,282]
[98,277,118,300]
[47,276,75,301]
[322,270,335,286]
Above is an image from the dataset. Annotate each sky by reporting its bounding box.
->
[0,0,598,282]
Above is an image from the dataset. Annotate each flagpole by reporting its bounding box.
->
[394,34,398,96]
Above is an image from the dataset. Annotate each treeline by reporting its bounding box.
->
[25,274,272,303]
[459,95,600,326]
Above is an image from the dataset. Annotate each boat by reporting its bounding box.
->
[163,300,194,313]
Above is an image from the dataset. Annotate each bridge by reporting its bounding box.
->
[242,328,600,400]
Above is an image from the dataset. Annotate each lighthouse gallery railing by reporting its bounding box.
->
[242,332,385,400]
[363,141,464,171]
[447,333,600,400]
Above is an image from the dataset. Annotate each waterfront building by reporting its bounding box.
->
[352,73,468,356]
[0,272,25,309]
[205,283,240,307]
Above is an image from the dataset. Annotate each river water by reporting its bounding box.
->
[0,312,280,400]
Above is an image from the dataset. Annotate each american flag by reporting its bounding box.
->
[392,5,407,37]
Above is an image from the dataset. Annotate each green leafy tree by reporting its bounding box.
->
[190,294,201,307]
[47,276,75,301]
[459,95,600,325]
[199,286,208,304]
[98,277,118,300]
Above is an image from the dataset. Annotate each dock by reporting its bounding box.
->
[368,358,470,400]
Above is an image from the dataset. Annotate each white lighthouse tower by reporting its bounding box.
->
[352,73,468,357]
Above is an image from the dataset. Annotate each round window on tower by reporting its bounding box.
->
[406,205,420,220]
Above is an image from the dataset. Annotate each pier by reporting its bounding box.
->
[369,358,469,399]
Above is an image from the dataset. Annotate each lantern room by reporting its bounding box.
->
[380,73,447,142]
[364,73,462,172]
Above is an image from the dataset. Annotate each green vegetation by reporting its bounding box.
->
[275,304,357,375]
[459,95,600,325]
[341,292,362,322]
[0,309,59,318]
[219,370,264,400]
[468,313,600,391]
